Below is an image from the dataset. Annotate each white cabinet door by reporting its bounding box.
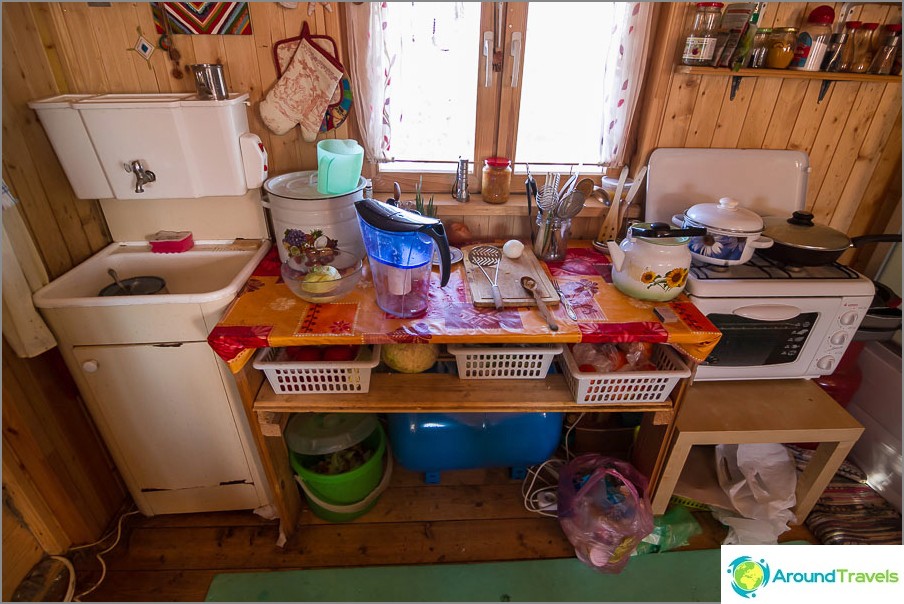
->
[73,342,253,491]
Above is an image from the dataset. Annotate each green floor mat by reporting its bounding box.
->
[205,550,720,602]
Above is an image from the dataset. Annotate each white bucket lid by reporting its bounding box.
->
[264,170,367,200]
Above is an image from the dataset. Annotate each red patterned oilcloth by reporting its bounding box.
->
[209,241,721,373]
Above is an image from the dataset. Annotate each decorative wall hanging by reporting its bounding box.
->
[152,2,253,36]
[132,35,155,62]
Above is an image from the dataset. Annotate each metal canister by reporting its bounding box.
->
[452,157,470,202]
[190,63,229,100]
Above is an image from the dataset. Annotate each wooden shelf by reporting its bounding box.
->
[676,65,901,82]
[253,371,674,414]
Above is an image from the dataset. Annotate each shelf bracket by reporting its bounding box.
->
[729,75,743,101]
[818,79,833,103]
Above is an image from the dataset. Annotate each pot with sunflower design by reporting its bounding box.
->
[671,197,774,266]
[606,222,706,302]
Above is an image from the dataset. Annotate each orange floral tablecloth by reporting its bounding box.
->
[209,241,721,373]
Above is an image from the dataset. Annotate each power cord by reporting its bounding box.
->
[521,413,585,517]
[51,508,141,602]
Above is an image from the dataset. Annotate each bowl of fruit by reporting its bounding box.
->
[281,230,363,303]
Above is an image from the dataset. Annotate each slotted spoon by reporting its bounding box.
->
[468,245,504,309]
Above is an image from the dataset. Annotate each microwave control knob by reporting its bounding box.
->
[830,332,847,346]
[816,356,835,371]
[839,311,861,326]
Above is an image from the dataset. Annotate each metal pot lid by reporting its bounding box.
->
[285,412,378,455]
[685,197,765,234]
[264,170,367,200]
[761,211,852,251]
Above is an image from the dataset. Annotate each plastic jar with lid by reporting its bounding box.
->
[481,157,512,204]
[681,2,724,66]
[790,5,835,71]
[766,28,798,69]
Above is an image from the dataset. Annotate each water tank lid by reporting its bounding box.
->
[73,92,250,109]
[264,170,367,201]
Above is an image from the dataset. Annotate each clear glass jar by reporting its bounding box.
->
[822,32,848,72]
[766,27,798,69]
[481,157,512,204]
[748,28,772,68]
[850,22,878,72]
[869,34,900,75]
[681,2,724,66]
[838,21,862,72]
[533,214,571,262]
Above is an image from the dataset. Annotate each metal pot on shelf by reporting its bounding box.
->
[671,197,774,266]
[759,211,901,266]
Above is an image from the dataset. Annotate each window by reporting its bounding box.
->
[346,2,653,192]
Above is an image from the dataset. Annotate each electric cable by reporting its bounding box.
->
[521,412,586,517]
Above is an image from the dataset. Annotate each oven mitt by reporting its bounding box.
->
[259,24,343,140]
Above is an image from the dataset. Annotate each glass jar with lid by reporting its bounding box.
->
[748,28,772,68]
[681,2,724,66]
[838,21,862,72]
[850,22,878,72]
[481,157,512,204]
[766,27,798,69]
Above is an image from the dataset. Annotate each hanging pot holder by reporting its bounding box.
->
[274,23,353,133]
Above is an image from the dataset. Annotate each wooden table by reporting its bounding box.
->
[210,242,723,541]
[650,379,864,523]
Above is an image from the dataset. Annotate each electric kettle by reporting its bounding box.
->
[606,222,705,302]
[355,198,451,318]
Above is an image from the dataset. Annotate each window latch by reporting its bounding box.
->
[510,32,522,88]
[483,31,493,87]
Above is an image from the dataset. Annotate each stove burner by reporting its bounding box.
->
[690,252,862,281]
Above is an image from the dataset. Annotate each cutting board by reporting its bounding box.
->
[461,244,559,308]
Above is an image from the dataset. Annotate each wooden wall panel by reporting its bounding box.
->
[634,2,902,242]
[2,498,45,601]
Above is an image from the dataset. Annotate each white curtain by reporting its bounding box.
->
[2,182,57,357]
[600,2,655,167]
[346,2,393,163]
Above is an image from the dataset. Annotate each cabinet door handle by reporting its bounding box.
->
[510,32,522,88]
[733,304,802,322]
[82,360,99,373]
[152,342,184,348]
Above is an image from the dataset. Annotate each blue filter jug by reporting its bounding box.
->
[355,198,451,318]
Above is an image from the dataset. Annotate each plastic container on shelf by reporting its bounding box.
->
[446,343,563,379]
[559,344,691,405]
[252,345,381,394]
[386,411,564,483]
[790,5,835,71]
[481,157,512,204]
[766,27,798,69]
[681,2,724,66]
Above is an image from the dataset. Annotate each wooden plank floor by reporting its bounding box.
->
[70,466,817,602]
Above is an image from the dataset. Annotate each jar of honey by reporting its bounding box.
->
[481,157,512,204]
[766,27,798,69]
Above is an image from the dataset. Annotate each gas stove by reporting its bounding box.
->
[686,252,875,299]
[644,148,875,381]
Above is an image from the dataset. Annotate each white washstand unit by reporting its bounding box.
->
[30,93,275,516]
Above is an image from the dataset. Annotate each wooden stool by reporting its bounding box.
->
[651,379,864,523]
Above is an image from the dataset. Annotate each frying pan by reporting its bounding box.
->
[759,211,901,266]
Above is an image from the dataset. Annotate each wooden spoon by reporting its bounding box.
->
[595,166,629,243]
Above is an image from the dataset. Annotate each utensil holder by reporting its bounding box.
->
[533,213,571,262]
[190,63,228,100]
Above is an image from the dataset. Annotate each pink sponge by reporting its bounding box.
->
[149,231,194,253]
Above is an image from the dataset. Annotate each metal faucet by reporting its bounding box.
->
[124,160,156,193]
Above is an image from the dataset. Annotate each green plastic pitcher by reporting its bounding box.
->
[316,139,364,195]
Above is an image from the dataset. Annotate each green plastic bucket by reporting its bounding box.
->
[289,423,388,522]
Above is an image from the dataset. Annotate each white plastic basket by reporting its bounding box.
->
[446,344,563,380]
[253,345,381,394]
[560,344,691,404]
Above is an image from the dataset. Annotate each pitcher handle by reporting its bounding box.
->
[423,223,451,287]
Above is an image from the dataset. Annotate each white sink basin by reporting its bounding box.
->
[34,239,270,346]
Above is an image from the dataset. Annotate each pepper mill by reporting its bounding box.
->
[451,158,470,202]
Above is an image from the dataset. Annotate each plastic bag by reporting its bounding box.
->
[712,443,798,544]
[557,454,655,573]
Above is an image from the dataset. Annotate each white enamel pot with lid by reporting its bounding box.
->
[672,197,773,266]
